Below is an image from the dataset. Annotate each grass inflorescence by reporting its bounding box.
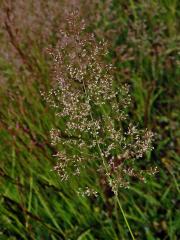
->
[0,1,179,239]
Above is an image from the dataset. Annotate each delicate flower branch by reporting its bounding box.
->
[44,11,157,197]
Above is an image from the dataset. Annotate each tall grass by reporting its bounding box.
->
[0,0,179,239]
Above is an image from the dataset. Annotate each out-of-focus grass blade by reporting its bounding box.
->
[34,188,65,237]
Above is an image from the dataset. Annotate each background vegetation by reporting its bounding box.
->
[0,0,179,239]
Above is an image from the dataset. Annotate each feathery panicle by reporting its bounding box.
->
[45,11,156,196]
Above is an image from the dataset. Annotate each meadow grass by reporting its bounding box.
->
[0,0,179,239]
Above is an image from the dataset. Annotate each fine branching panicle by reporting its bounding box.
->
[44,10,157,197]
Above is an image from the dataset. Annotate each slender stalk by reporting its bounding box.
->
[82,80,135,240]
[115,194,135,240]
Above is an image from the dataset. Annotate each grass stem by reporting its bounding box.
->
[115,194,135,240]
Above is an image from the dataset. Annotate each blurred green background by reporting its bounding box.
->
[0,0,179,239]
